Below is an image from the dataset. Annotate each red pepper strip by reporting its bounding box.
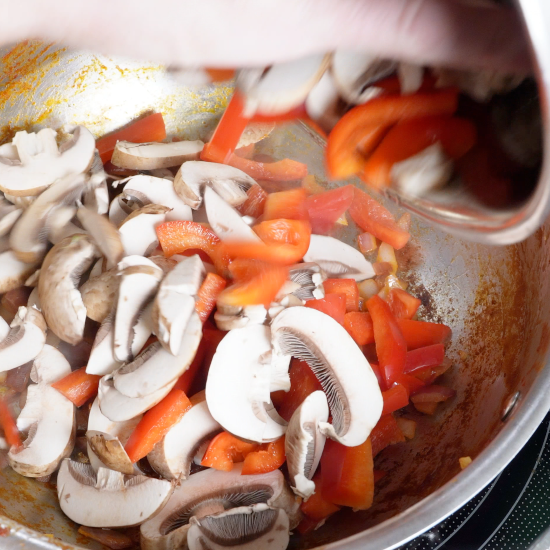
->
[370,414,405,457]
[414,360,452,385]
[201,91,250,164]
[381,384,409,415]
[395,374,426,396]
[236,185,268,218]
[228,258,270,282]
[173,339,207,394]
[251,104,308,123]
[241,436,286,475]
[326,88,459,180]
[201,431,259,471]
[96,113,166,164]
[369,361,386,391]
[295,516,323,535]
[305,293,347,325]
[227,154,308,182]
[301,472,341,521]
[321,438,375,510]
[0,400,22,449]
[52,367,101,407]
[397,319,452,350]
[362,116,477,189]
[195,273,227,323]
[349,187,410,250]
[404,344,446,374]
[323,278,360,312]
[388,288,421,320]
[367,295,407,386]
[305,185,355,235]
[263,188,309,220]
[344,312,375,346]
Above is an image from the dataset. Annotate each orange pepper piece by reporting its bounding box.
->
[241,436,286,475]
[263,188,308,221]
[201,431,259,471]
[51,367,101,407]
[195,273,227,323]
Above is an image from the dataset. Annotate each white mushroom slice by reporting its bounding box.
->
[0,126,95,197]
[236,54,330,116]
[271,307,383,447]
[214,304,267,332]
[80,269,119,324]
[0,316,9,342]
[98,374,177,422]
[174,161,256,210]
[57,460,172,527]
[83,179,109,215]
[114,264,163,363]
[285,391,329,499]
[8,345,75,477]
[10,172,88,263]
[305,70,341,132]
[236,122,275,148]
[148,398,222,480]
[24,269,40,288]
[86,431,134,475]
[112,140,204,170]
[391,143,453,197]
[114,312,202,398]
[46,205,84,245]
[38,234,98,345]
[118,204,170,257]
[204,186,261,243]
[304,235,375,282]
[0,199,22,237]
[0,142,18,161]
[0,306,47,372]
[27,287,41,311]
[140,464,300,550]
[0,251,37,294]
[149,168,174,179]
[206,325,288,443]
[121,175,193,222]
[397,63,424,94]
[76,205,124,267]
[152,255,205,355]
[109,196,128,226]
[288,263,326,301]
[187,504,289,550]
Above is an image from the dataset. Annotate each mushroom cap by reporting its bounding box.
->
[0,250,38,294]
[86,431,135,475]
[214,304,267,332]
[111,140,204,170]
[118,204,170,257]
[206,324,288,443]
[147,399,222,480]
[271,306,383,447]
[187,504,289,550]
[8,345,75,477]
[303,235,375,281]
[80,269,119,323]
[287,263,327,301]
[285,391,329,499]
[57,460,172,527]
[0,316,9,342]
[0,199,22,237]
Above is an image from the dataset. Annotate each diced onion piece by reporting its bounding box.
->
[358,279,379,300]
[377,243,398,274]
[395,417,416,440]
[358,232,377,254]
[459,456,472,469]
[397,213,411,232]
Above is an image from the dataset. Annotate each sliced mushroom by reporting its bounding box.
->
[86,431,135,475]
[288,263,326,301]
[206,324,288,443]
[83,177,110,215]
[214,304,267,331]
[114,263,163,363]
[174,161,256,210]
[111,140,204,170]
[187,504,289,550]
[27,287,41,311]
[46,205,84,245]
[8,345,75,477]
[0,250,37,294]
[38,234,98,345]
[236,54,330,115]
[149,255,178,273]
[236,122,275,148]
[271,307,383,447]
[285,391,329,499]
[121,175,193,222]
[0,126,95,196]
[397,63,424,95]
[303,235,375,281]
[113,312,201,398]
[148,396,222,480]
[57,460,172,527]
[0,198,22,237]
[0,306,47,372]
[140,464,300,550]
[305,70,341,133]
[109,195,130,226]
[76,204,124,267]
[80,269,119,324]
[10,172,88,263]
[24,269,40,288]
[0,316,9,342]
[204,186,261,243]
[118,204,170,257]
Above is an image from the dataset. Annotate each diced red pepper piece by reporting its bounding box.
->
[300,472,341,521]
[305,185,355,235]
[205,68,236,82]
[236,185,268,219]
[395,373,426,396]
[404,344,446,374]
[358,232,377,254]
[96,113,166,164]
[227,154,308,182]
[381,384,409,415]
[191,327,226,394]
[263,188,308,221]
[349,188,410,250]
[370,414,405,457]
[0,400,22,449]
[295,516,323,535]
[397,319,452,350]
[321,438,375,510]
[125,389,192,463]
[241,436,286,475]
[414,360,452,385]
[173,339,207,395]
[51,367,101,407]
[323,279,360,312]
[201,431,259,471]
[369,361,386,391]
[344,312,374,346]
[195,273,227,323]
[306,293,347,325]
[388,288,421,319]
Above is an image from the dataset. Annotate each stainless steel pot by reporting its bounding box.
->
[1,3,550,546]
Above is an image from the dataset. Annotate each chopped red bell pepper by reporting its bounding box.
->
[96,113,166,164]
[295,516,323,535]
[227,258,268,281]
[228,154,308,182]
[369,361,386,391]
[263,188,308,220]
[251,104,307,123]
[51,367,101,407]
[241,436,286,475]
[404,344,446,374]
[305,185,355,235]
[395,374,426,396]
[344,312,375,346]
[388,288,421,319]
[125,389,192,463]
[0,400,22,449]
[236,184,268,218]
[300,472,341,522]
[414,360,452,385]
[173,339,207,395]
[195,273,227,323]
[323,279,360,312]
[381,384,409,415]
[349,188,410,250]
[306,293,347,325]
[201,431,259,471]
[397,319,452,350]
[367,295,407,386]
[370,414,405,457]
[205,68,236,82]
[321,438,375,510]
